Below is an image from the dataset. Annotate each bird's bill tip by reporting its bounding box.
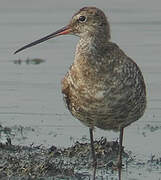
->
[14,25,71,54]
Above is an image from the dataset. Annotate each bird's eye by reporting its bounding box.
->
[78,16,87,22]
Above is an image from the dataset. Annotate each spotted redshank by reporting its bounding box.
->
[14,7,146,179]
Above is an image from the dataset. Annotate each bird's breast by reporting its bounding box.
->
[61,57,111,118]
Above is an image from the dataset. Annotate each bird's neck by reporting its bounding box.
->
[75,34,108,57]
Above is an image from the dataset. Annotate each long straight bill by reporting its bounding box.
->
[14,26,70,54]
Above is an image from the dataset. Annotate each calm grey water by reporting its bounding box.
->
[0,0,161,179]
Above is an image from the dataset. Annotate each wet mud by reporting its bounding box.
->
[0,125,161,180]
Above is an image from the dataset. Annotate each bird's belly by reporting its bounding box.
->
[62,80,132,130]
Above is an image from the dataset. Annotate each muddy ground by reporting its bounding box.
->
[0,125,161,180]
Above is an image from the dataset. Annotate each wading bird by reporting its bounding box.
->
[14,7,146,180]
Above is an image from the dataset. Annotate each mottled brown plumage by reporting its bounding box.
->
[61,7,146,131]
[14,7,146,180]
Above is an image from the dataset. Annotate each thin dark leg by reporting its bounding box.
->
[117,127,124,168]
[89,128,97,180]
[118,167,122,180]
